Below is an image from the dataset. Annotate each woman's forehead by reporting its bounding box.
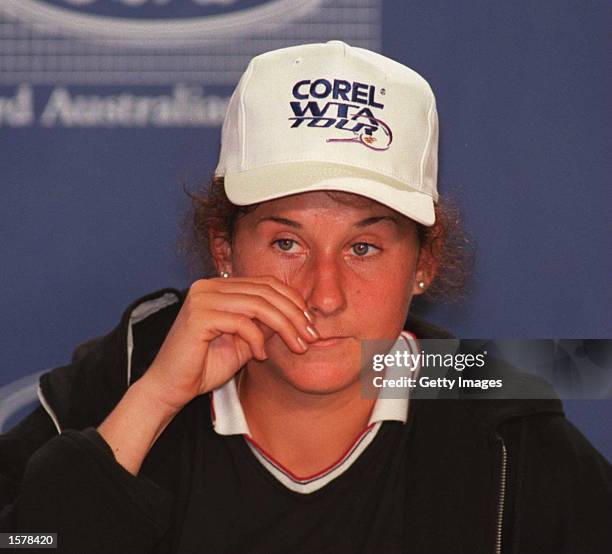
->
[252,190,402,217]
[241,190,417,237]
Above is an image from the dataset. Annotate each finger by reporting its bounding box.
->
[195,281,319,342]
[200,292,312,354]
[208,275,314,321]
[202,309,268,360]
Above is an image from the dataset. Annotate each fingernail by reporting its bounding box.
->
[304,310,314,323]
[296,336,308,351]
[306,325,319,339]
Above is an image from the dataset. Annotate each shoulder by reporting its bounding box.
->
[511,409,611,484]
[405,323,610,490]
[499,408,612,552]
[38,287,187,433]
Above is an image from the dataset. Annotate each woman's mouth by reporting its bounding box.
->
[309,336,348,348]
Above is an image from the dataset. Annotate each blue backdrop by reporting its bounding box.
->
[1,1,610,458]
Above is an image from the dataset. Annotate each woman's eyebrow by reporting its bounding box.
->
[255,216,302,228]
[255,215,399,229]
[354,215,399,228]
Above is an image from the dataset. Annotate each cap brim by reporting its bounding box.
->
[223,162,436,226]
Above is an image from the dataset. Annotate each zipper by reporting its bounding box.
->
[495,434,508,554]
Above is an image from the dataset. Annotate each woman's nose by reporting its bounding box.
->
[303,256,347,317]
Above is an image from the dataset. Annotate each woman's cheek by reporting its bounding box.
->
[344,256,403,283]
[274,255,308,285]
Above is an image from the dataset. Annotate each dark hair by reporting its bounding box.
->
[180,175,473,302]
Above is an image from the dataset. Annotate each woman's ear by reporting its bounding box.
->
[209,228,233,276]
[412,245,438,296]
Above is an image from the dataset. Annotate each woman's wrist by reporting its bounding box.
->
[97,376,180,476]
[133,372,186,418]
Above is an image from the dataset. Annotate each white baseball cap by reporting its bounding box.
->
[215,40,439,226]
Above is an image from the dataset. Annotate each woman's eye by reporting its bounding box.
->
[273,239,296,252]
[351,242,379,257]
[272,239,377,256]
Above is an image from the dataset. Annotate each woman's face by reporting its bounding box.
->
[228,191,426,394]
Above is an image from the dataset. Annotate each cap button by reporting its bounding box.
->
[326,40,348,48]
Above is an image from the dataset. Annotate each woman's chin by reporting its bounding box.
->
[267,346,362,394]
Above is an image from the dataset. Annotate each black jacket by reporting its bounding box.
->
[1,288,610,554]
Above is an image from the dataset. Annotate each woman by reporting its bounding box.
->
[1,41,609,554]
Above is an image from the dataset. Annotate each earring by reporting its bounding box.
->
[418,281,425,289]
[220,271,230,278]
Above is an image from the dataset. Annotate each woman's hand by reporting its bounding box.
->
[140,276,319,412]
